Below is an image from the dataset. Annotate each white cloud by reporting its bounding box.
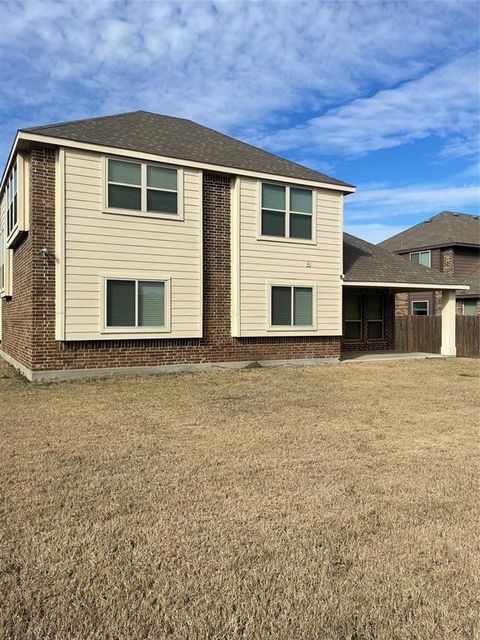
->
[0,0,478,159]
[259,52,480,157]
[346,183,480,221]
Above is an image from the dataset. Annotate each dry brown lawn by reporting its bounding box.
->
[0,357,479,640]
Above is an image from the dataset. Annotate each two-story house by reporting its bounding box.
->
[0,111,467,380]
[380,212,480,316]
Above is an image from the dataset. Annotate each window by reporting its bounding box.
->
[412,300,429,316]
[462,299,477,316]
[106,279,166,328]
[0,229,4,291]
[107,158,178,216]
[261,183,313,240]
[271,286,313,327]
[410,250,431,268]
[366,294,383,339]
[6,162,18,239]
[344,294,362,340]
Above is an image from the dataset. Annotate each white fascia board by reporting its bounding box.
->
[343,281,469,291]
[14,131,356,194]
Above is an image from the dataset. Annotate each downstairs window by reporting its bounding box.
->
[106,279,166,328]
[271,286,313,327]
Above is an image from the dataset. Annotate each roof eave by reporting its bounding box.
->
[343,281,469,291]
[9,130,356,194]
[392,242,480,253]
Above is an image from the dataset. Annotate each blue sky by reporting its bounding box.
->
[0,0,479,242]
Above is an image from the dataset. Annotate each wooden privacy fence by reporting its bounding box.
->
[395,316,480,358]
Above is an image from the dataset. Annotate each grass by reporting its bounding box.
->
[1,357,479,640]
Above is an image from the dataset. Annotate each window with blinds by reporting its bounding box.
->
[107,158,178,215]
[106,279,166,328]
[261,183,313,240]
[271,285,313,326]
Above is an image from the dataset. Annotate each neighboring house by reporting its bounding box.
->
[379,212,480,316]
[0,111,467,380]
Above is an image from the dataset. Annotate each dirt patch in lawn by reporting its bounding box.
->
[1,358,479,639]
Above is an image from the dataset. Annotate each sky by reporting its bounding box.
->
[0,0,479,243]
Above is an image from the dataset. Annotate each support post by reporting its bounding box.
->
[440,290,456,356]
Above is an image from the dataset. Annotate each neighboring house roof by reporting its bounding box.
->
[456,267,480,298]
[379,211,480,252]
[343,233,465,287]
[20,110,353,189]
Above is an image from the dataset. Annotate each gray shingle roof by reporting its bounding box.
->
[21,110,353,188]
[379,211,480,252]
[456,267,480,298]
[343,233,465,287]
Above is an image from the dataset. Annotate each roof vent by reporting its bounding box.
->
[424,218,432,223]
[453,213,459,216]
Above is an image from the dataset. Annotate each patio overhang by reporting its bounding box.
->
[343,280,470,291]
[343,280,469,292]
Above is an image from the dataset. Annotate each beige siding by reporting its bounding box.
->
[236,178,343,336]
[62,149,202,340]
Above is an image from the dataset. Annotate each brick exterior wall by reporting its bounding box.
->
[395,247,460,317]
[341,289,395,352]
[1,228,34,368]
[1,149,340,374]
[441,247,455,275]
[395,292,409,316]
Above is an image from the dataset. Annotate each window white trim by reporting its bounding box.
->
[257,181,317,245]
[462,299,477,316]
[5,156,27,249]
[266,281,317,331]
[100,274,172,335]
[409,250,431,268]
[102,156,184,221]
[411,300,429,315]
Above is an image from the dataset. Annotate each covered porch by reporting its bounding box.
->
[341,234,469,358]
[341,285,459,356]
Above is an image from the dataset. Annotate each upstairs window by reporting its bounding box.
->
[410,250,431,268]
[6,163,18,239]
[261,183,313,240]
[271,285,313,327]
[107,158,178,216]
[106,279,166,328]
